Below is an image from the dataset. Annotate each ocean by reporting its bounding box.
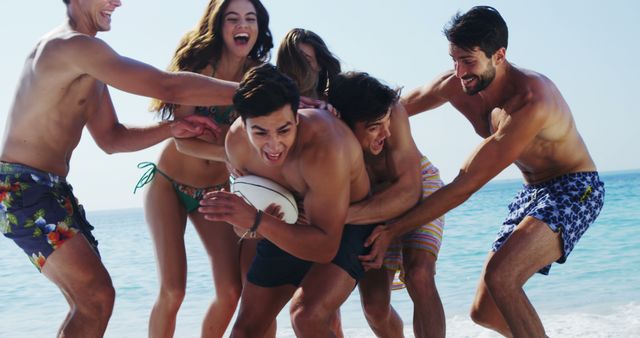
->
[1,170,638,337]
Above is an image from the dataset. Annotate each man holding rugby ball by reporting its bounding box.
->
[199,64,372,338]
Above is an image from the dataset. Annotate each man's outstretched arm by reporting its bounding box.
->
[361,100,550,269]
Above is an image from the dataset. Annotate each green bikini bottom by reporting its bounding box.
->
[134,162,228,213]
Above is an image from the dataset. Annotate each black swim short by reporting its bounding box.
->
[247,224,375,287]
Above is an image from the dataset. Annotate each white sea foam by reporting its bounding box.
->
[275,303,640,338]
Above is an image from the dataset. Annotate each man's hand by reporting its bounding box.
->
[299,96,325,109]
[171,114,221,139]
[199,190,256,227]
[358,224,394,271]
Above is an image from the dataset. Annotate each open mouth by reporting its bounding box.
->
[234,33,250,45]
[462,76,477,87]
[100,10,113,22]
[374,138,385,150]
[264,151,282,163]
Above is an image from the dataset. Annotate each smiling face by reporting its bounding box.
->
[76,0,121,33]
[352,109,392,156]
[221,0,258,58]
[245,104,298,167]
[449,44,497,95]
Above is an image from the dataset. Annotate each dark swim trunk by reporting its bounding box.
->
[247,224,376,287]
[492,171,605,275]
[0,162,99,271]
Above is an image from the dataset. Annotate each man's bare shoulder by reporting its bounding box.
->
[387,102,419,150]
[299,108,354,147]
[226,118,248,150]
[390,102,410,122]
[506,67,561,117]
[298,109,361,167]
[225,118,251,167]
[433,70,462,98]
[32,28,110,78]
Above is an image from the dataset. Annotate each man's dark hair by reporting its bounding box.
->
[444,6,508,57]
[63,0,69,4]
[233,64,300,121]
[328,72,398,129]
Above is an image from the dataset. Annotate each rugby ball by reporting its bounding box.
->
[231,175,299,224]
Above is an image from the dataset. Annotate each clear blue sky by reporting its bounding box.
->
[1,1,638,210]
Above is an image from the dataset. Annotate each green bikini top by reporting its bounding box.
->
[194,63,247,126]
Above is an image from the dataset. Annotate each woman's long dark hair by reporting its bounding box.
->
[276,28,340,98]
[151,0,273,118]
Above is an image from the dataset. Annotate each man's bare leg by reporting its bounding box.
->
[403,249,445,338]
[290,264,358,338]
[42,233,115,338]
[231,282,295,338]
[329,309,344,338]
[470,216,563,337]
[358,267,404,337]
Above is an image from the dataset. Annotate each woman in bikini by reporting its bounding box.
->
[136,1,272,337]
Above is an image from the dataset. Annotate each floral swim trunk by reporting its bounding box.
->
[492,171,605,275]
[0,162,99,271]
[383,156,445,289]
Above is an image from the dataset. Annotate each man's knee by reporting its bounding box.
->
[361,299,391,323]
[75,280,115,320]
[469,302,489,326]
[291,304,330,334]
[215,284,242,308]
[360,285,390,322]
[483,262,517,295]
[405,267,434,287]
[403,258,437,294]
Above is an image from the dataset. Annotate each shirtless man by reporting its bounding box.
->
[360,6,605,337]
[0,1,237,337]
[328,71,446,338]
[198,64,372,338]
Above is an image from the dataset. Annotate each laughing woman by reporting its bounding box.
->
[137,0,272,337]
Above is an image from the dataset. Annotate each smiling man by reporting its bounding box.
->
[328,71,446,338]
[199,64,373,337]
[0,0,238,336]
[361,6,605,337]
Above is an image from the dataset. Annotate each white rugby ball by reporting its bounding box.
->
[231,175,299,224]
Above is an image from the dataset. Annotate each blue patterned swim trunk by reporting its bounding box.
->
[1,162,99,271]
[492,171,605,275]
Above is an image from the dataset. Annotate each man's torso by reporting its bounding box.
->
[1,25,104,177]
[443,67,597,184]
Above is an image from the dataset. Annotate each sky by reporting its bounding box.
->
[1,0,638,211]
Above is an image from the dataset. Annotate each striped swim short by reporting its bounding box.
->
[383,156,445,289]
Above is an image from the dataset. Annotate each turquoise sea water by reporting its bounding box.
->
[1,170,638,337]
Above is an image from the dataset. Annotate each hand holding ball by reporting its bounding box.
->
[230,175,299,238]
